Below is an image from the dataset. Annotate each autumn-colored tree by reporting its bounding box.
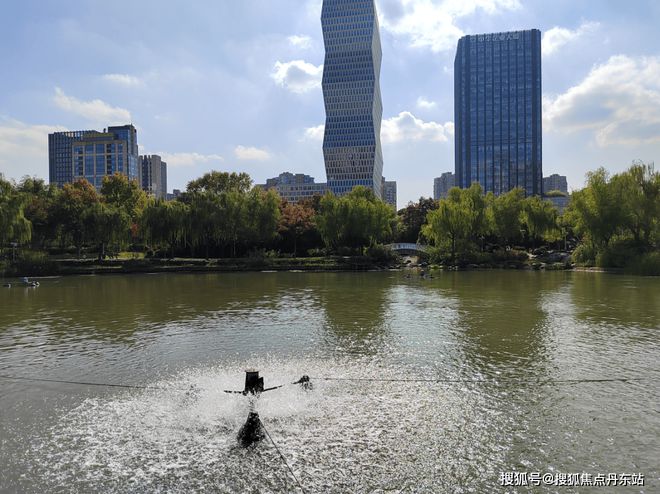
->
[279,200,315,256]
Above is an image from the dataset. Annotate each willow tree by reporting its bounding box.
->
[87,202,131,260]
[315,186,395,251]
[521,196,559,246]
[0,177,32,251]
[488,187,525,247]
[422,183,488,262]
[141,199,190,257]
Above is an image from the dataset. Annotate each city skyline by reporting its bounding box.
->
[0,0,659,206]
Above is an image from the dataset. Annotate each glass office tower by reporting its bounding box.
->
[321,0,383,198]
[454,29,542,196]
[49,124,139,189]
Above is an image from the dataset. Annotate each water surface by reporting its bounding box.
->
[0,271,658,492]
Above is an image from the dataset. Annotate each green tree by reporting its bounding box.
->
[189,192,221,258]
[521,196,559,245]
[565,168,624,250]
[216,189,247,257]
[87,202,130,260]
[100,173,147,221]
[612,161,659,249]
[421,183,488,262]
[397,197,438,243]
[53,179,99,257]
[0,177,32,249]
[18,177,60,249]
[316,186,395,251]
[141,199,190,257]
[489,187,525,247]
[244,188,281,249]
[186,171,252,195]
[315,193,343,250]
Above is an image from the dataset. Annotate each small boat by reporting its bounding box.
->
[21,277,39,287]
[2,283,10,288]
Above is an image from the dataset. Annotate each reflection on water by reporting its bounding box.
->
[0,271,658,492]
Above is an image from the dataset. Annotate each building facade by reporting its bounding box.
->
[546,194,570,213]
[543,173,568,194]
[321,0,384,198]
[49,125,139,189]
[140,155,168,199]
[454,30,542,196]
[49,130,94,187]
[381,178,397,209]
[433,172,455,200]
[259,172,329,204]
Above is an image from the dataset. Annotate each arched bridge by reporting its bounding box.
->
[386,243,430,256]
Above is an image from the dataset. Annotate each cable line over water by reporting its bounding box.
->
[0,374,174,391]
[0,373,657,391]
[261,420,307,494]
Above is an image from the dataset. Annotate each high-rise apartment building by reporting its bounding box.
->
[543,174,568,194]
[454,30,542,196]
[381,178,397,209]
[321,0,384,198]
[140,155,168,199]
[48,124,139,189]
[433,172,455,200]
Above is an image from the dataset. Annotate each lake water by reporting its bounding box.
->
[0,271,658,492]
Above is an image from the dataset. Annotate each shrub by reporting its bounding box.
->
[247,248,280,259]
[426,246,449,265]
[307,247,329,257]
[364,243,400,264]
[7,250,58,276]
[626,251,660,276]
[595,237,639,268]
[573,243,597,265]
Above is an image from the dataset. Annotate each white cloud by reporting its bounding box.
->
[416,97,437,109]
[53,87,131,124]
[382,111,454,143]
[0,119,68,180]
[288,35,313,49]
[304,124,325,141]
[542,21,599,56]
[544,55,660,146]
[303,112,453,144]
[156,152,224,168]
[234,145,271,161]
[101,73,144,87]
[380,0,520,53]
[271,60,323,93]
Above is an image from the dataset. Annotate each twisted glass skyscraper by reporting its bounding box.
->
[454,30,542,196]
[321,0,383,198]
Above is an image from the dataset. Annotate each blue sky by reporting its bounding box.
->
[1,0,659,207]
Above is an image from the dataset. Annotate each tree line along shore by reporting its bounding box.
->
[1,162,658,277]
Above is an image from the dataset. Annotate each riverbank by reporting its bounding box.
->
[2,254,654,278]
[0,256,387,277]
